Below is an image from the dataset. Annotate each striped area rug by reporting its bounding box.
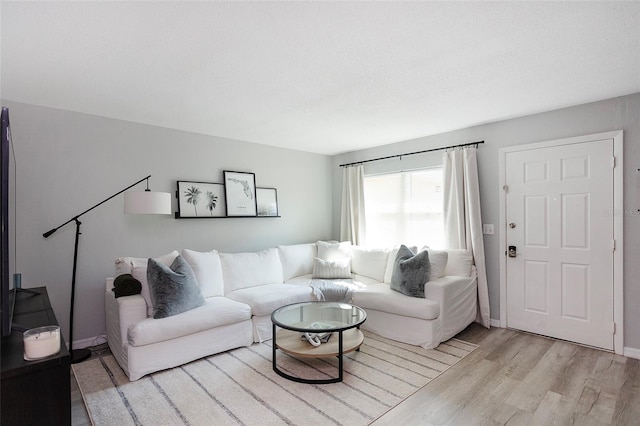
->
[73,331,476,425]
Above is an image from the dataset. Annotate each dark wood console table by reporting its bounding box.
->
[1,286,71,425]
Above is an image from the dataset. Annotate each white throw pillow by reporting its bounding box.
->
[444,249,473,277]
[317,241,352,261]
[350,246,389,282]
[181,249,224,298]
[312,257,352,279]
[124,250,180,317]
[278,243,317,281]
[115,250,179,276]
[219,248,284,293]
[422,247,449,280]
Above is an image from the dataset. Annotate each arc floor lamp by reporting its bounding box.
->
[43,175,171,364]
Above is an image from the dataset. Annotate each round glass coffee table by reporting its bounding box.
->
[271,301,367,384]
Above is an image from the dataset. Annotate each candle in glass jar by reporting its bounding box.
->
[23,326,60,360]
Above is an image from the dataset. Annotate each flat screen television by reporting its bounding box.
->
[1,106,14,337]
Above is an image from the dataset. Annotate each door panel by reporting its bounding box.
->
[524,195,548,247]
[561,263,589,320]
[505,139,614,350]
[562,193,589,249]
[523,260,548,313]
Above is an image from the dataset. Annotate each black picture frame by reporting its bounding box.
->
[257,187,279,217]
[176,181,226,218]
[223,171,257,217]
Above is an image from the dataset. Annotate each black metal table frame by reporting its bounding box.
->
[271,322,362,384]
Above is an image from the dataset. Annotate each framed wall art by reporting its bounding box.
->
[176,181,226,218]
[223,171,257,217]
[256,187,279,217]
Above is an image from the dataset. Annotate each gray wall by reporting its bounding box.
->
[6,93,639,353]
[3,101,334,345]
[332,93,640,352]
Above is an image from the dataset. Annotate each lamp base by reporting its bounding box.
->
[70,348,91,364]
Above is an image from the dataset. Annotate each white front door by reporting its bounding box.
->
[504,138,615,350]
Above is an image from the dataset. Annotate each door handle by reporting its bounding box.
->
[508,245,517,257]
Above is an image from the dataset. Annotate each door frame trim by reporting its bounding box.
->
[498,130,624,354]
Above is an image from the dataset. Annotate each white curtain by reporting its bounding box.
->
[340,164,366,245]
[443,148,490,328]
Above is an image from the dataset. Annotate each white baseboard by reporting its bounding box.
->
[624,346,640,360]
[490,319,501,328]
[70,334,107,350]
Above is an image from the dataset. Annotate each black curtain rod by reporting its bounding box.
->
[339,140,484,168]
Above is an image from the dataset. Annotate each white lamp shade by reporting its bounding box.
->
[124,191,172,215]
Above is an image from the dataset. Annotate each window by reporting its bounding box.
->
[364,167,444,249]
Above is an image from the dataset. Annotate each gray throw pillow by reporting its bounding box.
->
[390,245,431,298]
[147,255,205,319]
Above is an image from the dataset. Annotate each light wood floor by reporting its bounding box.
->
[373,324,640,425]
[71,345,107,426]
[72,324,640,425]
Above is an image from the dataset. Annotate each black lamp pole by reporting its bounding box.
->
[43,175,153,364]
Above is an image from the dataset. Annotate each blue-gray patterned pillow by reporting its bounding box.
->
[147,255,205,319]
[390,245,430,298]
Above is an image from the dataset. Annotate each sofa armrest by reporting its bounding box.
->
[425,277,460,307]
[424,267,477,307]
[105,286,148,355]
[106,277,115,293]
[424,268,478,340]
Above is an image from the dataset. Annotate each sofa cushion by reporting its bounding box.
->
[220,248,284,293]
[312,257,352,279]
[351,246,389,282]
[147,255,205,319]
[317,240,351,261]
[424,248,449,280]
[278,243,317,281]
[352,274,380,286]
[126,250,180,317]
[391,245,431,298]
[115,250,179,276]
[128,296,252,347]
[284,273,313,286]
[352,283,440,320]
[225,283,315,317]
[444,249,473,277]
[181,249,224,297]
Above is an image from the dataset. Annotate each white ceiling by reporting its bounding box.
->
[1,2,639,155]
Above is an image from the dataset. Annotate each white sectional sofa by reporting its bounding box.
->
[105,241,477,381]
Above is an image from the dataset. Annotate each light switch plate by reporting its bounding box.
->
[482,224,494,235]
